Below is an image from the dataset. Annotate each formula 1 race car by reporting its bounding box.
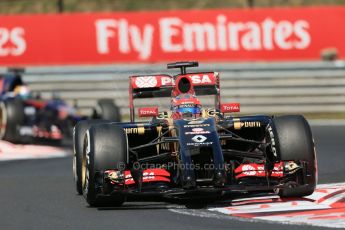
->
[73,62,317,207]
[0,68,120,143]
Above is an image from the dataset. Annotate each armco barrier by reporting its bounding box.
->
[4,61,344,117]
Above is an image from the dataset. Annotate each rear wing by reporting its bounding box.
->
[129,72,220,121]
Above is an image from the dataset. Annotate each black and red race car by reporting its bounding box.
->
[73,62,317,207]
[0,68,120,143]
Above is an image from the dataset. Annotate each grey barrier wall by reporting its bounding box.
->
[2,61,345,117]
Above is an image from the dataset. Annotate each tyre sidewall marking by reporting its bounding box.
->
[267,124,277,158]
[83,130,91,197]
[0,101,7,139]
[72,126,78,183]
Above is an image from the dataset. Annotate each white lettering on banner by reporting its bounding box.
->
[217,15,227,51]
[294,20,311,49]
[242,22,261,50]
[95,15,311,60]
[184,22,217,51]
[262,18,275,50]
[95,19,154,60]
[118,19,130,54]
[275,20,294,49]
[0,27,26,57]
[158,15,311,53]
[95,19,117,54]
[159,18,183,52]
[228,22,244,50]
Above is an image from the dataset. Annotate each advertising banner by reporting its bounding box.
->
[0,6,344,65]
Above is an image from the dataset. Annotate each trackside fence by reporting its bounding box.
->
[2,61,344,117]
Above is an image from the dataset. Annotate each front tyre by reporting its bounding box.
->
[82,123,127,207]
[272,115,317,197]
[0,98,25,142]
[73,119,109,195]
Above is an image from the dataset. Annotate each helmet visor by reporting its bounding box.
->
[177,107,201,114]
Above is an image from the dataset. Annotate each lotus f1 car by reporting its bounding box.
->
[74,62,317,207]
[0,68,120,143]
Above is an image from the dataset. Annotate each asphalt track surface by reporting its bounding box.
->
[0,125,344,230]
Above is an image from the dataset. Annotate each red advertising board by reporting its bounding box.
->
[0,6,344,65]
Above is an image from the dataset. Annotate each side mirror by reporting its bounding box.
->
[220,103,240,113]
[138,107,159,117]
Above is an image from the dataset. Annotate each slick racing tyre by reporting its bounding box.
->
[73,120,109,195]
[272,115,317,198]
[97,99,121,122]
[82,123,127,207]
[0,98,25,143]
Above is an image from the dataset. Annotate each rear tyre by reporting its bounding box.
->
[0,98,25,142]
[82,123,127,207]
[272,115,317,197]
[97,99,121,122]
[73,119,109,195]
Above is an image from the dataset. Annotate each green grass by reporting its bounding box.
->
[1,0,345,14]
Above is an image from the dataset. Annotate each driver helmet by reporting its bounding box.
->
[172,94,201,118]
[14,85,31,99]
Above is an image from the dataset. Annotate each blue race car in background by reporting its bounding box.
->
[0,68,120,143]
